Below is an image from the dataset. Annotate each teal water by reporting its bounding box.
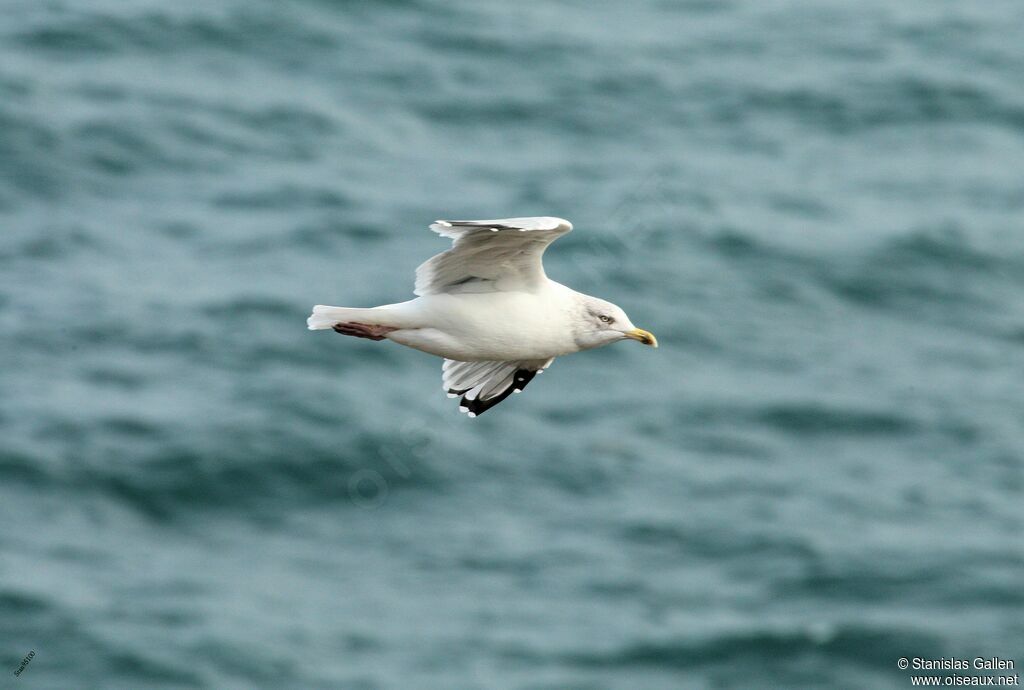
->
[2,1,1023,688]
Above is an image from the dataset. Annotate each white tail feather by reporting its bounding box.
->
[307,304,392,330]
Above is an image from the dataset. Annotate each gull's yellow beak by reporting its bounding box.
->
[624,328,658,348]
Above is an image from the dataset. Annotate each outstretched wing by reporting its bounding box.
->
[415,217,573,296]
[443,358,555,417]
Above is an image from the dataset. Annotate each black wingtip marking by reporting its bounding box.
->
[459,368,538,417]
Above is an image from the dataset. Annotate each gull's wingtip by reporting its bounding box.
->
[430,217,572,234]
[430,220,457,237]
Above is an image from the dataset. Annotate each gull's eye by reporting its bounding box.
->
[598,314,613,324]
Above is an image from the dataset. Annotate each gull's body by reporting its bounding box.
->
[308,217,656,416]
[364,284,582,361]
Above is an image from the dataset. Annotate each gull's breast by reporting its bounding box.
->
[402,290,579,361]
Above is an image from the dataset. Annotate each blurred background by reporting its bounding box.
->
[2,0,1023,688]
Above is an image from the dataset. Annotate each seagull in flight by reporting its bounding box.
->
[308,217,657,416]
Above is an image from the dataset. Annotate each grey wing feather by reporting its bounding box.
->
[414,217,572,296]
[442,358,555,417]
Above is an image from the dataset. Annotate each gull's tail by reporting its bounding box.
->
[306,304,407,330]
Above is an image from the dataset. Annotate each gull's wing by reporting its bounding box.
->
[443,357,554,417]
[414,217,573,296]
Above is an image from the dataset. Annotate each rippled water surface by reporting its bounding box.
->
[2,1,1023,688]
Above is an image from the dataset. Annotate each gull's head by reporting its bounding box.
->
[574,296,658,351]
